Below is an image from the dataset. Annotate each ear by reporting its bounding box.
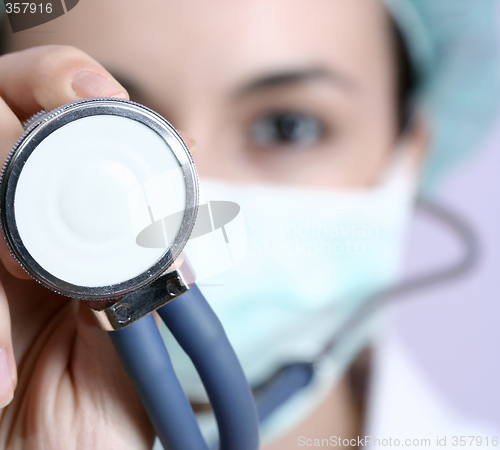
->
[402,112,431,171]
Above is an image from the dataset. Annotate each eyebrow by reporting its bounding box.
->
[234,66,357,97]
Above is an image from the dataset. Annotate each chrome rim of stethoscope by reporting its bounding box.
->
[0,98,198,300]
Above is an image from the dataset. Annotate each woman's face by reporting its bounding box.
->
[6,0,417,188]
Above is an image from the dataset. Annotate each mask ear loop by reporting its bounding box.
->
[250,198,479,426]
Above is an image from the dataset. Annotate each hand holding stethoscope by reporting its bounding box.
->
[0,46,259,450]
[0,47,160,449]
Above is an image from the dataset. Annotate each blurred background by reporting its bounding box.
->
[370,113,500,431]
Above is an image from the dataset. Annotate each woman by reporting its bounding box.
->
[0,0,498,448]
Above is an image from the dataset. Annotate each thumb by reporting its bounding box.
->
[0,282,17,409]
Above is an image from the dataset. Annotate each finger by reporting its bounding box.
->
[0,98,33,279]
[0,45,129,278]
[0,45,129,121]
[0,282,17,408]
[74,305,155,447]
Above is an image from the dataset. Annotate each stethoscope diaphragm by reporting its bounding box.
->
[0,97,198,299]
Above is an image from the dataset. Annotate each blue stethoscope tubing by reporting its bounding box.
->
[109,284,260,450]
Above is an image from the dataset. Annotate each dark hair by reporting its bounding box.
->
[390,16,417,134]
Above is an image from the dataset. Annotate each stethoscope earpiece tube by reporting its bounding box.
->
[110,284,260,450]
[248,198,481,426]
[158,285,260,450]
[109,314,209,450]
[253,362,314,424]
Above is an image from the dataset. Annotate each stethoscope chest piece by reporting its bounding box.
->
[0,97,198,301]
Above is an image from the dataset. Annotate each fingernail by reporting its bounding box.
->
[0,347,14,408]
[72,72,128,100]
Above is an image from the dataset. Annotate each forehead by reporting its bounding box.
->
[8,0,393,97]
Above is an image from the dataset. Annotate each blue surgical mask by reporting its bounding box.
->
[161,149,417,438]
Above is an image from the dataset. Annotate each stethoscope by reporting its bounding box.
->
[0,98,259,450]
[0,97,478,450]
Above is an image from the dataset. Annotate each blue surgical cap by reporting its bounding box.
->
[383,0,500,193]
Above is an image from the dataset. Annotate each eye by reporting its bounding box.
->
[250,112,326,148]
